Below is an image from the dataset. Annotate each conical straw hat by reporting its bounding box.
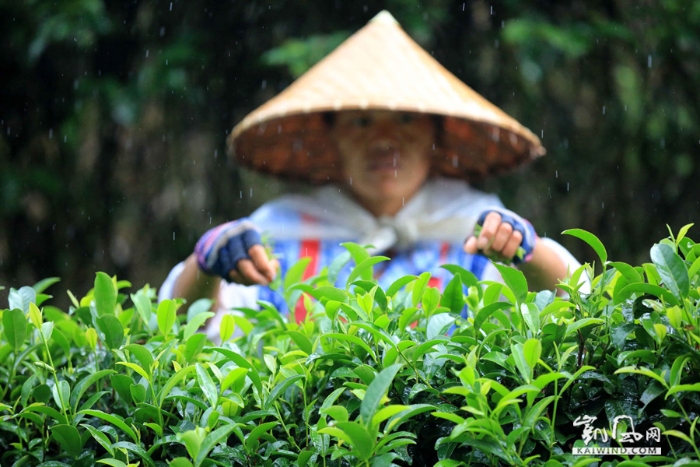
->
[227,11,545,184]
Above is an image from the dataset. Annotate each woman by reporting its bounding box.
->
[160,12,585,338]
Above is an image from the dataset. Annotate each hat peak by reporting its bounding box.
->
[370,10,399,26]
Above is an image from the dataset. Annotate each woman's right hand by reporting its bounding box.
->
[194,218,278,285]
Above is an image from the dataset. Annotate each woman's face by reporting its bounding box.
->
[332,110,435,216]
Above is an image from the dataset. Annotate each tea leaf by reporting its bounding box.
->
[441,274,464,314]
[650,243,689,300]
[9,286,36,313]
[311,286,348,303]
[50,424,82,458]
[346,256,390,285]
[341,242,371,266]
[287,330,313,355]
[117,362,151,383]
[615,366,668,389]
[427,313,455,340]
[94,272,117,316]
[675,223,694,246]
[158,365,197,407]
[195,424,241,466]
[70,369,116,412]
[523,338,542,371]
[157,299,177,337]
[3,308,27,351]
[615,282,679,306]
[264,373,305,409]
[609,261,643,284]
[210,348,263,394]
[441,264,479,288]
[22,403,68,425]
[130,291,152,326]
[361,363,401,426]
[219,313,236,343]
[334,421,374,461]
[412,272,431,307]
[520,303,540,335]
[665,382,700,398]
[284,257,312,291]
[97,458,129,467]
[82,424,114,456]
[244,421,278,453]
[78,409,138,443]
[386,275,417,297]
[29,302,43,329]
[493,263,528,304]
[112,441,155,467]
[385,404,436,433]
[563,228,608,264]
[564,318,604,338]
[32,277,60,294]
[96,315,124,349]
[511,342,532,383]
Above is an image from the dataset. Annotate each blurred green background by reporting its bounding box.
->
[1,0,699,304]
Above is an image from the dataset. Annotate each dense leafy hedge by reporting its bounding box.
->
[1,227,700,466]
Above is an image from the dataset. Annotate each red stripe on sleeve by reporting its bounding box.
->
[295,239,320,323]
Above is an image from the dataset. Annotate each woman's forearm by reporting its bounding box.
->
[171,254,221,314]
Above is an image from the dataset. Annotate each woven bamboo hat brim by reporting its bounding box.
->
[227,11,545,184]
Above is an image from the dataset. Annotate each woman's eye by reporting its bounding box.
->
[352,116,371,128]
[398,113,416,124]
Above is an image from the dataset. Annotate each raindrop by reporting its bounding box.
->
[462,2,465,11]
[250,188,253,197]
[349,177,353,185]
[6,127,10,136]
[660,138,665,149]
[501,20,505,28]
[209,216,212,224]
[363,5,367,12]
[37,227,40,233]
[567,182,570,191]
[490,5,493,15]
[165,59,168,65]
[146,49,149,58]
[555,170,558,178]
[240,191,243,198]
[262,80,267,89]
[452,155,458,167]
[214,149,218,158]
[541,130,544,138]
[160,27,165,36]
[393,157,397,167]
[647,55,652,68]
[602,202,605,209]
[602,106,606,115]
[49,129,53,139]
[63,135,67,142]
[169,2,173,11]
[173,232,176,240]
[402,197,405,206]
[494,39,499,48]
[73,79,78,90]
[394,170,397,178]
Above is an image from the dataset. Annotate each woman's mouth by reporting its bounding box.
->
[367,148,400,171]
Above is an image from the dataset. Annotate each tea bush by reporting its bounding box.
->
[1,227,700,466]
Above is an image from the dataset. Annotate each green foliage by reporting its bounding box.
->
[2,228,700,465]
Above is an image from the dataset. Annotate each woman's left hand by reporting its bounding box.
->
[464,207,537,264]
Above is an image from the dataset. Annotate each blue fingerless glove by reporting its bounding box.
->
[477,207,537,264]
[194,218,262,280]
